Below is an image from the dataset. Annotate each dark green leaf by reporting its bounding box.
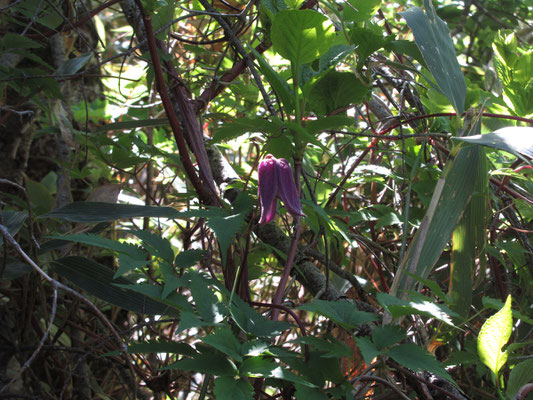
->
[202,327,243,362]
[96,118,169,132]
[0,261,33,280]
[42,202,180,222]
[164,352,237,376]
[372,326,406,350]
[190,272,226,323]
[129,230,174,262]
[0,211,27,246]
[214,377,254,400]
[52,256,179,316]
[231,296,292,337]
[298,299,377,329]
[506,359,533,399]
[354,337,380,364]
[175,250,206,268]
[206,212,245,265]
[389,343,454,382]
[290,336,353,358]
[308,71,369,115]
[294,384,329,400]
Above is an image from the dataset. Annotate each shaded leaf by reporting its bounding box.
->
[389,344,454,382]
[0,211,27,246]
[214,377,254,400]
[506,359,533,399]
[52,256,179,316]
[298,299,377,329]
[164,352,237,376]
[43,202,180,222]
[202,327,243,362]
[231,296,292,337]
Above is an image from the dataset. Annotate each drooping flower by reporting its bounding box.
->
[258,154,305,224]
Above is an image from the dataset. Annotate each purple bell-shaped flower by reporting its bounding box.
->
[258,154,305,224]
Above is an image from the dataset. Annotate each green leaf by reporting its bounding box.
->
[305,116,354,136]
[206,212,245,265]
[0,261,33,280]
[212,117,283,143]
[214,377,254,400]
[56,53,92,75]
[271,10,334,66]
[389,343,454,382]
[0,33,42,49]
[298,299,377,329]
[454,127,533,159]
[372,326,406,350]
[343,0,381,23]
[401,0,466,114]
[230,296,292,337]
[307,71,369,115]
[48,233,146,259]
[175,250,206,268]
[189,272,226,323]
[290,336,353,358]
[0,211,27,246]
[165,351,237,376]
[175,311,220,334]
[377,293,459,326]
[96,118,169,132]
[128,230,174,262]
[294,384,329,400]
[477,295,513,377]
[390,144,487,300]
[239,357,314,386]
[354,337,380,364]
[42,202,180,222]
[506,359,533,399]
[318,44,354,73]
[106,340,197,356]
[482,297,533,326]
[250,46,294,113]
[52,256,179,315]
[202,327,243,362]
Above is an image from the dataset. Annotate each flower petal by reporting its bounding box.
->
[258,155,279,224]
[277,158,305,218]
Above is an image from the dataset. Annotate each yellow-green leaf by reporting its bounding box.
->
[477,295,513,377]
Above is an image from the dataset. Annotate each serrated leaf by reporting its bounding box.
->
[354,337,380,364]
[239,357,314,386]
[128,230,174,262]
[389,343,454,382]
[298,299,377,329]
[43,202,180,222]
[308,71,369,115]
[202,327,242,362]
[372,326,406,350]
[190,272,226,323]
[400,0,466,114]
[164,351,237,376]
[212,117,283,143]
[206,212,245,266]
[477,295,513,377]
[271,10,334,66]
[294,384,329,400]
[230,296,292,337]
[105,340,197,356]
[175,250,206,268]
[214,377,254,400]
[377,292,459,326]
[290,336,353,358]
[48,233,146,259]
[96,118,169,132]
[52,256,179,315]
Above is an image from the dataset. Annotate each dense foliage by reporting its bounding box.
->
[1,0,532,399]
